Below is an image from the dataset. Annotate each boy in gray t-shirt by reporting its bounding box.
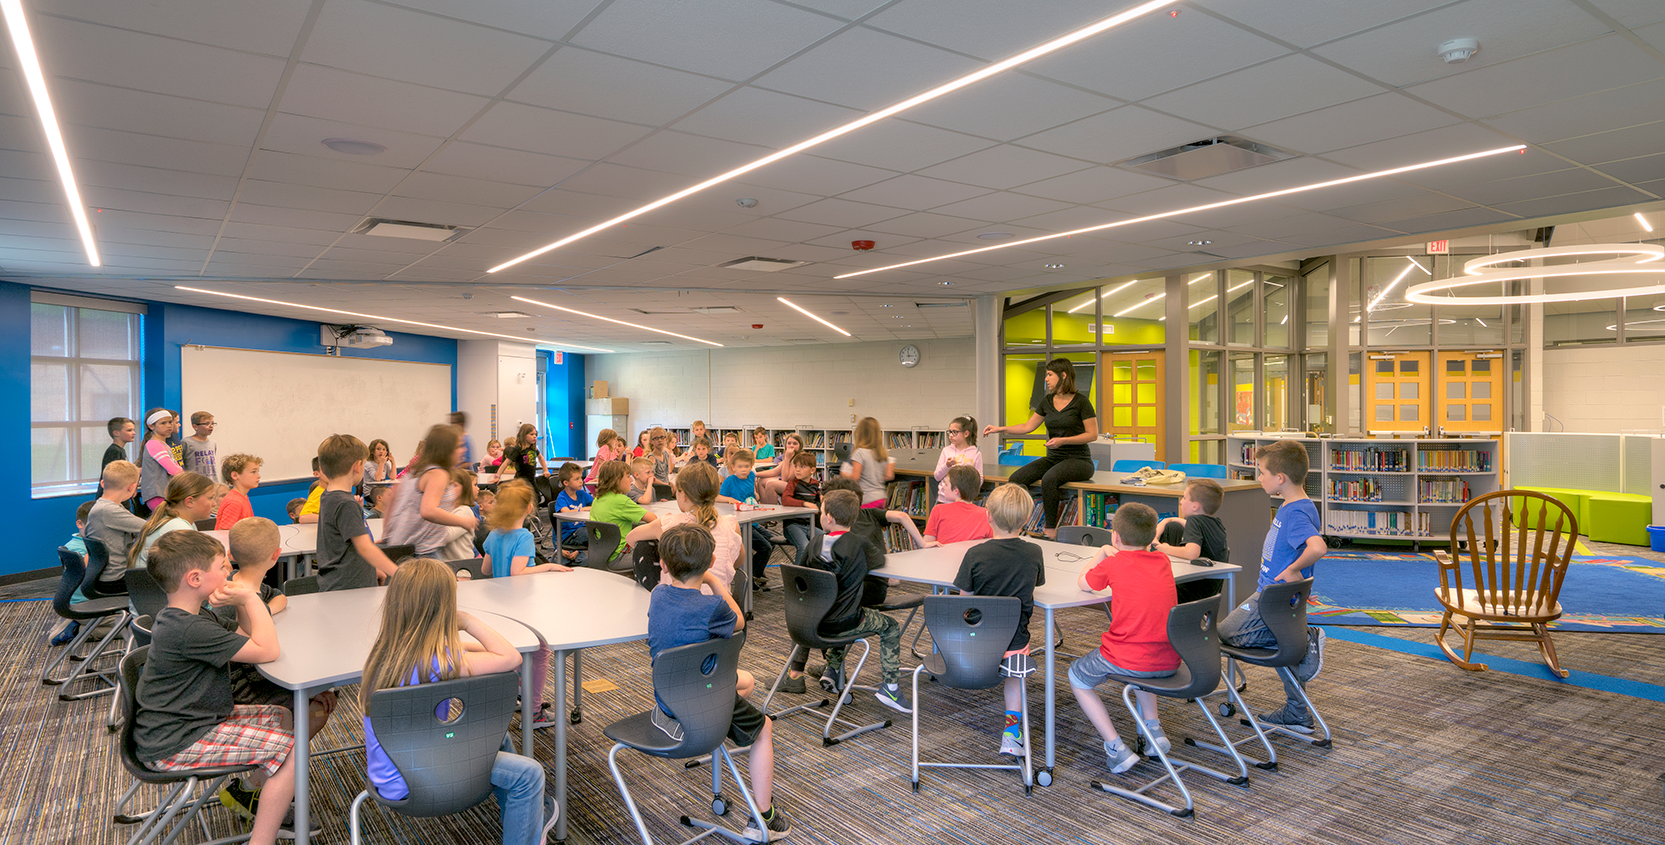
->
[182,411,218,480]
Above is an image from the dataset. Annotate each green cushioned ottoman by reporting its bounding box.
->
[1584,492,1653,546]
[1514,487,1588,531]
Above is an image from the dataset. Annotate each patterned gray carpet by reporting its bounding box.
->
[6,544,1664,845]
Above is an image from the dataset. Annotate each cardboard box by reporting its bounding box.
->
[588,397,628,415]
[590,379,609,398]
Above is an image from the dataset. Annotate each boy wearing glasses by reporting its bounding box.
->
[183,411,218,481]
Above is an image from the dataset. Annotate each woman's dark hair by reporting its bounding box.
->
[1046,358,1076,396]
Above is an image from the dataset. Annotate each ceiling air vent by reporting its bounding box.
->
[718,256,810,272]
[629,305,742,315]
[353,218,464,242]
[914,301,968,309]
[1117,136,1293,181]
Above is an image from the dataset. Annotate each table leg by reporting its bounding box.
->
[292,685,312,845]
[739,525,754,617]
[520,652,534,756]
[1044,605,1057,773]
[553,648,569,842]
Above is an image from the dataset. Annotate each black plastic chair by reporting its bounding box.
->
[348,671,522,844]
[43,547,129,701]
[118,647,259,845]
[125,569,169,619]
[759,564,891,747]
[284,575,320,596]
[909,595,1033,794]
[1090,595,1250,819]
[605,632,774,845]
[444,557,487,580]
[378,543,416,564]
[533,475,556,509]
[80,536,122,599]
[584,521,631,575]
[1195,578,1331,769]
[194,518,218,531]
[1055,525,1112,547]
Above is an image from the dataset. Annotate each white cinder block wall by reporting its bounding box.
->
[586,337,976,433]
[1542,344,1665,432]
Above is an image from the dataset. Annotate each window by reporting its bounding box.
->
[31,295,144,497]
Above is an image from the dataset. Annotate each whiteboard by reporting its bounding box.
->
[181,346,452,482]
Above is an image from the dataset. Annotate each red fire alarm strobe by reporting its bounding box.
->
[752,324,763,329]
[851,240,875,251]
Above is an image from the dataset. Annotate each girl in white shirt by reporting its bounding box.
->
[627,462,742,593]
[933,415,982,504]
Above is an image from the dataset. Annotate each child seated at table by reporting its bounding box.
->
[590,462,658,567]
[1154,478,1229,604]
[212,518,338,818]
[553,462,593,564]
[951,483,1044,756]
[135,530,296,845]
[779,451,820,559]
[361,559,557,843]
[626,457,656,506]
[628,462,741,593]
[647,523,791,841]
[1070,503,1177,775]
[924,465,993,545]
[716,449,773,590]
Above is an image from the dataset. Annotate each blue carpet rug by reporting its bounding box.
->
[1308,552,1665,633]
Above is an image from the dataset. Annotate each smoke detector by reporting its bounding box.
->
[1438,38,1479,64]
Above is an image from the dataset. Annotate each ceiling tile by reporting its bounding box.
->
[35,0,311,56]
[1374,206,1518,235]
[1027,6,1291,102]
[1583,0,1665,28]
[392,171,543,208]
[460,101,650,159]
[925,191,1075,224]
[279,64,492,137]
[1142,54,1384,132]
[81,185,230,220]
[864,211,985,239]
[1482,77,1665,146]
[76,160,238,201]
[1322,122,1528,172]
[35,16,285,108]
[381,0,603,41]
[1544,121,1665,166]
[1190,157,1366,198]
[809,118,993,174]
[904,72,1118,141]
[68,126,250,178]
[837,174,989,209]
[1591,152,1665,185]
[302,0,553,96]
[420,142,590,187]
[1011,165,1173,205]
[244,150,411,195]
[1018,105,1214,165]
[1407,34,1664,118]
[774,197,906,228]
[1494,185,1654,218]
[515,188,636,218]
[54,80,265,147]
[917,144,1091,191]
[752,26,980,112]
[1327,191,1477,225]
[1190,0,1452,50]
[733,154,896,197]
[236,178,382,215]
[509,48,733,126]
[605,131,774,179]
[228,203,364,232]
[867,0,1123,61]
[552,162,695,201]
[372,196,512,228]
[1240,92,1461,156]
[570,0,844,81]
[261,112,446,169]
[719,216,844,244]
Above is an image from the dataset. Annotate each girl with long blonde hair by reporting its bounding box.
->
[131,471,218,572]
[843,416,893,508]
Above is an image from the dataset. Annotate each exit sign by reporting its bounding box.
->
[1426,240,1449,254]
[554,351,563,365]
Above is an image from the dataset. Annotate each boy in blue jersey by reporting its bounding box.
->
[1219,439,1328,734]
[716,449,773,587]
[552,461,594,565]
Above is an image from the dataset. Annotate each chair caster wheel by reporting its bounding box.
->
[1035,769,1054,787]
[910,781,919,794]
[711,796,727,816]
[570,710,582,725]
[1219,702,1235,717]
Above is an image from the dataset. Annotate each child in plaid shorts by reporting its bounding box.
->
[133,530,295,845]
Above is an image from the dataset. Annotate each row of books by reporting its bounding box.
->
[1024,498,1079,534]
[1417,478,1471,504]
[1328,478,1385,502]
[1080,492,1120,529]
[1416,450,1492,472]
[915,431,947,449]
[885,480,931,518]
[881,524,923,554]
[1326,510,1432,537]
[1330,448,1411,472]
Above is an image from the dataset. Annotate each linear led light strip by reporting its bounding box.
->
[1639,213,1655,233]
[3,0,99,267]
[175,286,615,353]
[511,295,722,347]
[836,145,1528,280]
[1366,258,1425,312]
[1111,274,1215,318]
[487,0,1172,274]
[777,297,850,337]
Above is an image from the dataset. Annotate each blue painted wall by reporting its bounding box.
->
[542,349,587,459]
[7,283,459,578]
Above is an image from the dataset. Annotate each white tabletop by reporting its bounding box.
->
[552,499,816,527]
[206,517,385,559]
[455,568,651,650]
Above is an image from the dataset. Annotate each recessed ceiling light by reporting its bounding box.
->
[881,304,893,307]
[892,315,904,318]
[486,1,1173,273]
[173,286,613,353]
[1187,239,1213,246]
[835,144,1527,280]
[321,137,387,156]
[939,280,954,286]
[3,0,99,266]
[977,232,1014,241]
[777,297,851,337]
[1044,262,1066,270]
[512,295,722,347]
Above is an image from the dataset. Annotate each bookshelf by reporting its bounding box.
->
[1225,434,1501,545]
[645,423,948,479]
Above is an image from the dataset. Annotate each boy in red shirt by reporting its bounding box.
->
[1069,502,1178,775]
[923,465,993,545]
[215,454,261,530]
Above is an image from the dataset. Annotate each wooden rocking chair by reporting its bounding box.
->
[1434,490,1577,678]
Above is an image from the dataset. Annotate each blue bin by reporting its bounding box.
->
[1650,525,1665,554]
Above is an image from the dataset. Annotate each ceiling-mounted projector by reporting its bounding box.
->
[321,324,393,349]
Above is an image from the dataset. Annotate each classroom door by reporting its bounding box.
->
[1364,351,1430,435]
[1102,352,1165,460]
[1438,351,1504,433]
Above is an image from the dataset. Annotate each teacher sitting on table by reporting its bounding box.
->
[983,357,1099,540]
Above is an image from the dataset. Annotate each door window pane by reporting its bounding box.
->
[1227,270,1255,345]
[1304,352,1329,433]
[1447,405,1466,421]
[1400,382,1418,400]
[1364,256,1433,346]
[1376,383,1393,400]
[1447,382,1466,400]
[1400,404,1420,421]
[1263,355,1288,430]
[1192,350,1221,435]
[1473,404,1492,421]
[1472,381,1490,399]
[1263,275,1291,348]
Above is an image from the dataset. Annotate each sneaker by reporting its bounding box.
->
[276,804,320,838]
[1256,703,1315,735]
[999,730,1024,757]
[752,577,771,594]
[48,619,79,646]
[541,796,560,840]
[531,702,556,729]
[817,665,847,695]
[218,780,260,821]
[873,685,912,714]
[742,806,793,841]
[1141,719,1172,756]
[1104,739,1140,775]
[1294,626,1326,683]
[651,707,684,742]
[779,674,807,694]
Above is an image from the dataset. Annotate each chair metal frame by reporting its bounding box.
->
[605,633,775,845]
[43,547,129,702]
[1090,596,1250,819]
[1434,489,1578,678]
[1193,579,1331,772]
[909,595,1033,795]
[759,564,892,747]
